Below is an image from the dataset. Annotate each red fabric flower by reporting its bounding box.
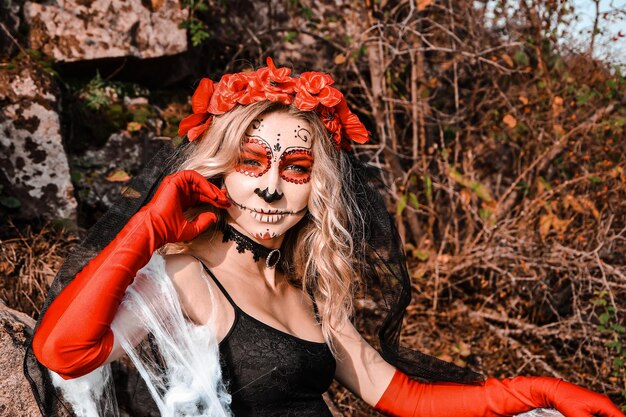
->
[265,57,292,82]
[178,57,370,148]
[208,73,250,114]
[295,72,342,111]
[186,115,213,142]
[253,58,296,104]
[178,113,213,141]
[178,78,215,141]
[334,98,369,145]
[316,106,342,149]
[191,78,214,113]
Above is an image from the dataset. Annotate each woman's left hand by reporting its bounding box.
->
[544,378,625,417]
[374,371,625,417]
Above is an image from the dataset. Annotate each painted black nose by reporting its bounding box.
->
[254,187,283,203]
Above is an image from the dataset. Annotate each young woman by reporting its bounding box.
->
[29,58,624,417]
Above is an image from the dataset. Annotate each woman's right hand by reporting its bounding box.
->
[141,170,230,246]
[33,170,228,379]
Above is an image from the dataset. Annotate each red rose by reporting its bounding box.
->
[208,73,250,114]
[265,57,293,84]
[295,73,343,111]
[253,59,296,104]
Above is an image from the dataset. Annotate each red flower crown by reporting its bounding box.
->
[178,57,370,150]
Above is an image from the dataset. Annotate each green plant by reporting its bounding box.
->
[80,71,113,111]
[25,49,58,78]
[179,0,210,47]
[593,290,626,411]
[396,174,420,217]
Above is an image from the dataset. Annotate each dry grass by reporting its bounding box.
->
[0,223,79,318]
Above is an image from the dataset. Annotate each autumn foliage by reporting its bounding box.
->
[1,0,625,414]
[181,1,626,413]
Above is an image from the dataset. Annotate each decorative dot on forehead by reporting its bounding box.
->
[295,126,311,143]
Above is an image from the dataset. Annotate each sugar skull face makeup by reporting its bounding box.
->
[224,112,314,244]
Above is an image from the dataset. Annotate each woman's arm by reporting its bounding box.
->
[332,320,625,417]
[101,253,211,367]
[32,171,228,379]
[331,318,396,406]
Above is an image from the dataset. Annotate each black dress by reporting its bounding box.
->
[200,263,337,417]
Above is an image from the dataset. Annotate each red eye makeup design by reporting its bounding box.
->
[279,149,313,184]
[235,137,271,177]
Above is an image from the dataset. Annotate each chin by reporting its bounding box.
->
[253,230,281,240]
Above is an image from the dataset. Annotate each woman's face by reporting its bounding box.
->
[223,111,313,244]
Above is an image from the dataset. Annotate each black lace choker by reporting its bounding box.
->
[222,224,281,269]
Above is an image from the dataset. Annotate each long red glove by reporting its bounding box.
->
[32,170,229,379]
[375,369,625,417]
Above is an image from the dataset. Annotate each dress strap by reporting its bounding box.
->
[193,257,240,311]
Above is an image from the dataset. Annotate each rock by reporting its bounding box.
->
[0,303,40,417]
[0,60,78,225]
[24,0,188,62]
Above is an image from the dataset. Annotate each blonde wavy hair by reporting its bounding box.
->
[161,100,363,346]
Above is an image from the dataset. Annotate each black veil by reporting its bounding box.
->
[24,139,481,417]
[343,153,481,383]
[23,140,185,416]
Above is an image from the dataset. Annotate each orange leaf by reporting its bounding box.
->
[120,186,141,198]
[106,169,131,183]
[334,54,347,65]
[519,95,529,105]
[551,96,564,116]
[563,194,585,214]
[579,197,600,220]
[458,341,471,357]
[126,121,142,132]
[440,59,457,71]
[503,114,517,128]
[553,124,565,136]
[417,0,433,11]
[437,254,451,264]
[551,216,572,233]
[460,189,472,205]
[501,54,514,68]
[539,214,553,239]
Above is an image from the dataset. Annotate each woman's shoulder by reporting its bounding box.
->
[163,253,202,284]
[162,253,211,323]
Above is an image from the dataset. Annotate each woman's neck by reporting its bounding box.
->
[193,226,286,290]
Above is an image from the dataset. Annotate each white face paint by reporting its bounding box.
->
[223,112,314,244]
